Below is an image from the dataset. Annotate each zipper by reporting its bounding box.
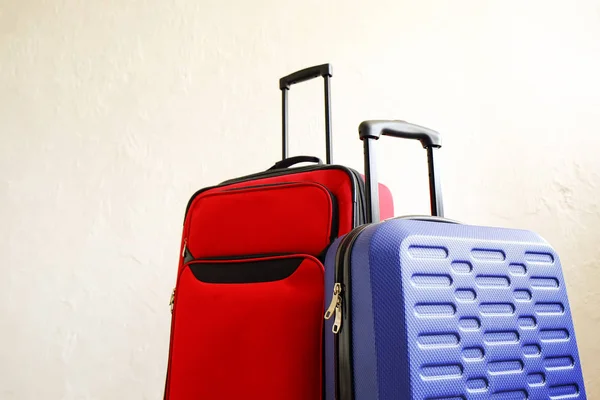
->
[173,242,297,313]
[181,239,188,258]
[324,283,342,333]
[222,182,296,191]
[190,252,292,261]
[169,289,175,313]
[171,250,300,310]
[338,225,370,400]
[324,223,370,400]
[164,253,199,400]
[164,240,190,400]
[172,252,307,311]
[170,239,190,315]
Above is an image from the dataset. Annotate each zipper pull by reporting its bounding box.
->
[181,239,187,258]
[324,283,341,319]
[169,288,175,313]
[324,283,343,334]
[333,302,342,334]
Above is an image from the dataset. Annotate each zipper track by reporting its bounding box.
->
[187,252,291,261]
[183,180,340,248]
[329,217,455,399]
[328,223,370,400]
[338,225,369,400]
[183,164,364,227]
[222,182,295,191]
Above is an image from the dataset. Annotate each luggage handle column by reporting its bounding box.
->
[280,64,333,164]
[359,120,443,223]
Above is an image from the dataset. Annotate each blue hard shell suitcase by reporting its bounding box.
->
[323,120,587,400]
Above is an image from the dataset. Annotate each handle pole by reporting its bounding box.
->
[324,75,333,164]
[363,137,379,223]
[427,147,444,217]
[281,89,289,160]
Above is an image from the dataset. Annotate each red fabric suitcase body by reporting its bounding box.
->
[163,64,394,399]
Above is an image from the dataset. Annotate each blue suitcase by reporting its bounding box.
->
[323,120,587,399]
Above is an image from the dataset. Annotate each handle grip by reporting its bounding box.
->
[279,64,333,90]
[267,155,323,170]
[360,119,444,223]
[358,120,442,148]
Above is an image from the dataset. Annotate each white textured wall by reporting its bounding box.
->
[2,0,599,398]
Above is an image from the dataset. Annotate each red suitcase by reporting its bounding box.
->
[163,64,394,399]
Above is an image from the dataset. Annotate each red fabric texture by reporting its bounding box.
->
[209,169,355,234]
[367,176,395,220]
[166,256,324,400]
[185,182,334,260]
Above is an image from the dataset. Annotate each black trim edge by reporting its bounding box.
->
[332,223,370,400]
[188,257,305,284]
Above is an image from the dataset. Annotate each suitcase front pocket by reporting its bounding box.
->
[167,254,325,400]
[185,181,338,258]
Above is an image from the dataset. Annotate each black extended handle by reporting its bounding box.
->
[279,64,332,90]
[280,64,333,164]
[267,155,323,170]
[359,120,442,148]
[359,119,444,223]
